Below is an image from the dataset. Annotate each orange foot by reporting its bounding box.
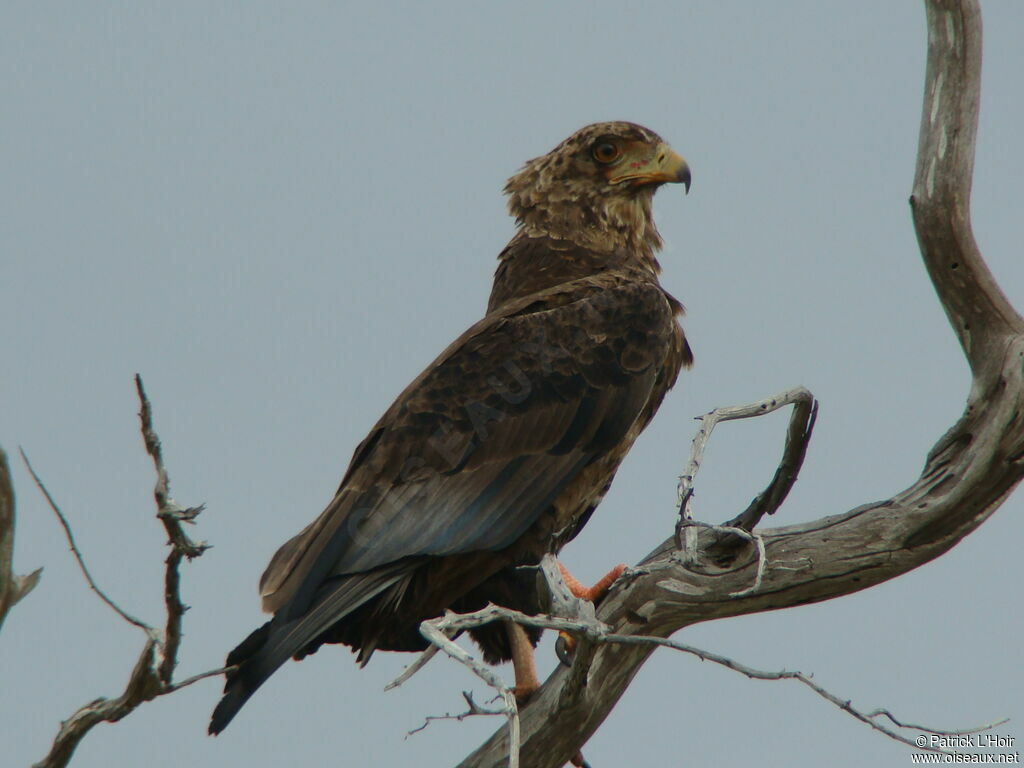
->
[556,562,626,664]
[558,561,626,602]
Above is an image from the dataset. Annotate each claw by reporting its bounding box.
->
[555,631,576,667]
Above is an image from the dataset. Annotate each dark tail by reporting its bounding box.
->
[209,562,416,735]
[209,621,275,735]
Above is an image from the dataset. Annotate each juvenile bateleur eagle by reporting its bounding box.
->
[209,121,692,734]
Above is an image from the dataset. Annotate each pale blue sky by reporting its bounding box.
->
[2,3,1022,767]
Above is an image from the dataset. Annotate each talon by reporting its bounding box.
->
[555,631,577,667]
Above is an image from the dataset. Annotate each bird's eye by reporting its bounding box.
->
[591,141,621,164]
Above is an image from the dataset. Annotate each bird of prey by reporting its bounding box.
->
[210,121,692,734]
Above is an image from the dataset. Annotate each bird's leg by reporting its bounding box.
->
[555,560,625,665]
[504,620,540,704]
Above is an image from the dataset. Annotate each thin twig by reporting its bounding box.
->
[385,645,440,691]
[20,447,155,634]
[389,604,612,766]
[865,708,1009,736]
[674,387,817,558]
[134,374,207,683]
[406,691,506,737]
[600,633,1001,755]
[728,397,818,531]
[163,665,236,695]
[404,603,1006,761]
[135,374,207,560]
[31,377,224,768]
[387,604,611,693]
[419,615,522,768]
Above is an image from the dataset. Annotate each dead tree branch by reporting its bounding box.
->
[402,601,1002,759]
[0,448,42,631]
[407,691,506,738]
[458,2,1024,765]
[134,373,209,683]
[29,376,224,768]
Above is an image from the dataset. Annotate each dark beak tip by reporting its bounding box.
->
[680,167,692,194]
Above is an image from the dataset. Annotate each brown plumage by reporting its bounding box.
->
[209,121,692,734]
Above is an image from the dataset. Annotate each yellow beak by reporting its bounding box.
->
[608,143,691,192]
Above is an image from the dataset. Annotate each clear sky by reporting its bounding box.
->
[2,3,1021,767]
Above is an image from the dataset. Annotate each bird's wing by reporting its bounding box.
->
[261,274,680,619]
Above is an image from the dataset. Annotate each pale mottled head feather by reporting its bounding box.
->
[505,122,672,257]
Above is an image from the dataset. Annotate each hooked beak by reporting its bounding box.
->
[608,143,691,193]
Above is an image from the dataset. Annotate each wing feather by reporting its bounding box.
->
[261,276,677,617]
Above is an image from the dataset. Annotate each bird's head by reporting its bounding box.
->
[505,121,690,254]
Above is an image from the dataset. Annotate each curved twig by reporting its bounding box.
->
[674,386,817,555]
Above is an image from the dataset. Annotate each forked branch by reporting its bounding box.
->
[399,600,1004,760]
[30,377,225,768]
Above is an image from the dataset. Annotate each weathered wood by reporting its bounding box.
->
[0,447,42,631]
[459,1,1024,765]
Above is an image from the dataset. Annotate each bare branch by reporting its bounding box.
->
[134,374,208,683]
[32,638,162,768]
[406,691,506,738]
[385,645,440,691]
[411,603,1001,762]
[728,396,818,531]
[597,633,963,755]
[674,387,817,555]
[864,708,1009,738]
[135,374,208,561]
[910,0,1024,376]
[389,605,609,694]
[0,447,42,630]
[32,377,223,768]
[419,615,522,768]
[163,665,235,695]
